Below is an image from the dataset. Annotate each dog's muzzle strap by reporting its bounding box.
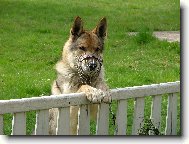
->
[75,54,103,85]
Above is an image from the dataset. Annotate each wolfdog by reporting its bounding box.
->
[49,16,111,135]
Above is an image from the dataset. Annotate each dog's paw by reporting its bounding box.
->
[86,88,104,103]
[86,88,111,103]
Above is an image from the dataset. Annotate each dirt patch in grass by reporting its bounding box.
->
[128,31,180,42]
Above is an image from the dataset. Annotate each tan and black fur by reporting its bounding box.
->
[49,16,111,135]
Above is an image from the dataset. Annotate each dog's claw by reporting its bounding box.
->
[102,95,112,103]
[102,91,112,103]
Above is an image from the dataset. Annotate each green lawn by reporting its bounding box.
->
[0,0,180,135]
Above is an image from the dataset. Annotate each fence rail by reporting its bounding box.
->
[0,81,180,135]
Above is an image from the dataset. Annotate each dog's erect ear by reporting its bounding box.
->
[93,17,107,39]
[70,16,83,37]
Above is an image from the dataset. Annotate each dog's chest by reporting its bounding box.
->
[58,73,98,94]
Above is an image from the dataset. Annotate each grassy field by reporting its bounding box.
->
[0,0,180,135]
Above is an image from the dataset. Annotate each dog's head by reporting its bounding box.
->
[64,16,107,84]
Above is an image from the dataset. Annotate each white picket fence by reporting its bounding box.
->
[0,81,180,135]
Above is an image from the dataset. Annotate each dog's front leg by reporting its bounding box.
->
[77,84,111,129]
[70,84,102,135]
[49,81,61,135]
[96,81,112,103]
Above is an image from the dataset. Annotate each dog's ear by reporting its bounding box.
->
[70,16,83,38]
[93,17,107,39]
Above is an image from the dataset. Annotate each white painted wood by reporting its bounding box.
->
[111,81,180,100]
[35,110,49,135]
[132,97,145,135]
[11,112,26,135]
[77,105,90,135]
[0,81,180,114]
[171,93,178,135]
[150,95,162,135]
[0,93,87,114]
[165,93,178,135]
[0,115,3,135]
[96,103,109,135]
[56,107,70,135]
[115,100,127,135]
[165,94,172,135]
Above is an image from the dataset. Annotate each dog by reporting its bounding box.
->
[49,16,111,135]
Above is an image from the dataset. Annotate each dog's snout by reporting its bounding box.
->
[88,61,97,71]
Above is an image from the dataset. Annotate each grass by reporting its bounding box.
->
[0,0,180,135]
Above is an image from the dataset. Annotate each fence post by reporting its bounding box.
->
[11,112,26,135]
[165,93,178,135]
[77,105,90,135]
[0,115,3,135]
[115,100,127,135]
[132,97,145,135]
[96,103,109,135]
[150,95,162,134]
[35,110,49,135]
[56,107,70,135]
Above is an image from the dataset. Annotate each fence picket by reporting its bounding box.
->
[132,97,145,135]
[150,95,162,135]
[96,103,109,135]
[56,107,70,135]
[11,112,26,135]
[35,109,49,135]
[77,105,90,135]
[165,93,178,135]
[0,115,3,135]
[171,93,178,135]
[115,100,127,135]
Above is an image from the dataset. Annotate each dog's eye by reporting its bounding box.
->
[79,46,86,51]
[95,47,100,52]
